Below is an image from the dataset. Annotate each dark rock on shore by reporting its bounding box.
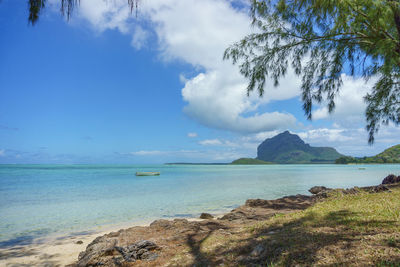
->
[371,184,390,193]
[309,186,332,195]
[115,240,159,262]
[245,194,315,210]
[220,194,316,222]
[382,174,400,185]
[199,213,214,219]
[76,238,159,267]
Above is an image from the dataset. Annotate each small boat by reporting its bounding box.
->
[135,172,161,176]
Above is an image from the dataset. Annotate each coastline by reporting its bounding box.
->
[0,193,316,266]
[0,215,225,266]
[1,181,399,266]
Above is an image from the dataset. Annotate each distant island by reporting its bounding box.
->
[336,144,400,164]
[232,131,343,164]
[167,131,399,165]
[165,163,229,165]
[231,158,272,165]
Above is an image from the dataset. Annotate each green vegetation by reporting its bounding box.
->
[256,131,343,164]
[25,0,138,25]
[336,144,400,164]
[193,187,400,266]
[231,158,272,165]
[225,0,400,143]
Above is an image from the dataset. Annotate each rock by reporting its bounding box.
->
[382,174,400,185]
[150,219,172,229]
[199,213,214,219]
[371,184,390,193]
[250,244,265,257]
[219,211,247,221]
[245,195,314,210]
[309,186,331,195]
[337,187,360,195]
[134,240,158,250]
[315,191,330,199]
[75,240,83,244]
[76,239,159,267]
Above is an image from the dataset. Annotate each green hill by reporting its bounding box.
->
[256,131,343,164]
[231,158,272,165]
[231,131,343,164]
[336,144,400,164]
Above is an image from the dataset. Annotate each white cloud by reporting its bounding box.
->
[313,74,374,126]
[129,150,165,156]
[123,149,243,162]
[75,0,131,33]
[69,0,301,133]
[198,139,223,146]
[187,132,198,138]
[296,125,400,156]
[0,149,5,157]
[182,67,298,133]
[131,25,149,49]
[51,0,400,158]
[298,128,355,143]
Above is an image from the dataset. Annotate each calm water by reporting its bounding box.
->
[0,164,399,246]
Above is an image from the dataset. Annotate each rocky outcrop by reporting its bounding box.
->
[199,213,214,219]
[309,186,332,195]
[382,174,400,184]
[76,238,159,266]
[220,194,316,221]
[370,184,390,193]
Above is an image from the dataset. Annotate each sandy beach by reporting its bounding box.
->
[0,224,125,267]
[0,218,206,267]
[0,230,102,266]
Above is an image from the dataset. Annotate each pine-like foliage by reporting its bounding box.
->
[224,0,400,143]
[27,0,139,25]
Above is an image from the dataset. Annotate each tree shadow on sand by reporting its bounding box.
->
[0,246,62,267]
[185,210,400,266]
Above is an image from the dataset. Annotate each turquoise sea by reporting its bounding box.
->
[1,164,399,247]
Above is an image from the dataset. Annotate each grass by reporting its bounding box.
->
[172,187,400,266]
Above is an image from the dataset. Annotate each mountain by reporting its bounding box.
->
[231,158,272,165]
[255,131,343,164]
[336,144,400,164]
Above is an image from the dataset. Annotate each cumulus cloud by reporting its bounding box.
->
[182,67,298,133]
[75,0,131,33]
[198,139,223,146]
[313,74,374,126]
[50,0,400,156]
[68,0,301,133]
[131,25,149,49]
[296,126,400,156]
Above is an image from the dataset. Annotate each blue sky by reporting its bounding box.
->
[0,0,399,164]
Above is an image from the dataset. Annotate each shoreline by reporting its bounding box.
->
[1,181,399,266]
[0,214,227,266]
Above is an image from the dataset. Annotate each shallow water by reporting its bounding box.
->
[0,164,399,246]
